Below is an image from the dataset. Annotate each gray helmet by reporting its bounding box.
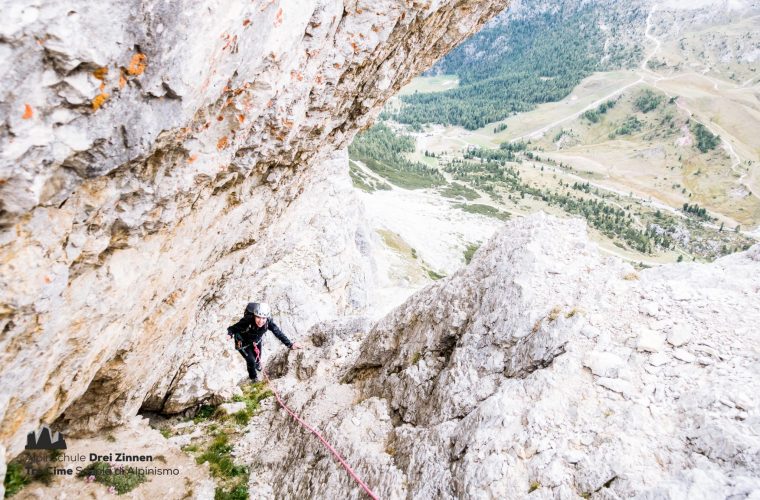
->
[245,302,271,319]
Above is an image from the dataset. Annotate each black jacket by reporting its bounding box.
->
[227,316,293,349]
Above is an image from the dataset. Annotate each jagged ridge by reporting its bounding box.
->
[243,213,760,498]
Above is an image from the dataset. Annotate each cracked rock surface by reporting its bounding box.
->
[0,0,508,463]
[242,213,760,499]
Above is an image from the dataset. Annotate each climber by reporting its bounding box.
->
[227,302,301,382]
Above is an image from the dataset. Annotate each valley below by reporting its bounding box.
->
[354,0,760,282]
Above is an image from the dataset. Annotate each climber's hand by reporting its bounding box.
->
[236,340,242,349]
[290,342,302,350]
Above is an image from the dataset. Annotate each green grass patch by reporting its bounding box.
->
[193,404,218,423]
[454,203,511,221]
[690,122,720,153]
[609,115,643,138]
[440,182,479,200]
[349,167,375,193]
[354,155,444,189]
[349,160,392,193]
[177,385,272,500]
[214,483,249,500]
[196,434,250,500]
[349,124,445,190]
[196,435,247,479]
[3,461,31,497]
[219,382,274,428]
[377,229,414,257]
[427,269,445,280]
[2,450,66,496]
[634,89,664,113]
[77,461,148,495]
[398,75,459,96]
[233,411,250,426]
[239,382,273,414]
[463,242,481,264]
[581,98,617,123]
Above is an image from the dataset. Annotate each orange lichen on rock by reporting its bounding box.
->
[127,53,147,76]
[290,70,303,81]
[22,104,33,119]
[217,136,229,150]
[222,33,237,51]
[238,114,245,123]
[177,127,191,141]
[243,18,251,26]
[274,7,283,27]
[119,72,127,89]
[93,67,108,80]
[188,154,198,164]
[92,93,109,111]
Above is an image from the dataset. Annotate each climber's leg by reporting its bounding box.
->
[238,346,258,381]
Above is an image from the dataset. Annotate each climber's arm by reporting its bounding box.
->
[227,318,247,338]
[269,320,300,349]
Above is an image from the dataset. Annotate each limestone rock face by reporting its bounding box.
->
[242,214,760,498]
[0,0,508,460]
[139,149,377,416]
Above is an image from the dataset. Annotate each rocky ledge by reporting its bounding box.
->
[0,0,508,471]
[241,213,760,498]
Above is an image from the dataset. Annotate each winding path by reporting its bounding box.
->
[507,3,758,235]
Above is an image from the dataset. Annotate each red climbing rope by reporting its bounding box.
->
[252,343,380,500]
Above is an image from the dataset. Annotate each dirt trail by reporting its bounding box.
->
[637,5,757,202]
[506,3,758,235]
[510,78,644,143]
[517,3,754,191]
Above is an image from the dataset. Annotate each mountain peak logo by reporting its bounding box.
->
[25,425,67,450]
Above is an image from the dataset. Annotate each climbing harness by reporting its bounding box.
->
[233,339,380,499]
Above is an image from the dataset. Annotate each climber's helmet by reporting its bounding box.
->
[253,302,271,319]
[245,301,271,321]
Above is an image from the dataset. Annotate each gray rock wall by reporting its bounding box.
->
[245,214,760,498]
[0,0,508,461]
